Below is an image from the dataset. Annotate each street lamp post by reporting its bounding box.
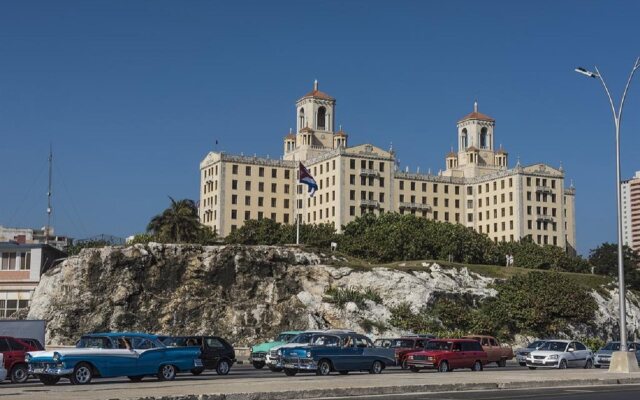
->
[575,57,640,372]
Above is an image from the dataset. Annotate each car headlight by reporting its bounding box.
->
[277,349,282,355]
[427,356,434,361]
[25,353,32,362]
[548,354,558,360]
[305,351,312,358]
[52,352,61,362]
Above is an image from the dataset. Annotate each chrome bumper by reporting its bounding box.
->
[406,360,435,368]
[29,364,73,376]
[526,359,558,367]
[282,356,317,371]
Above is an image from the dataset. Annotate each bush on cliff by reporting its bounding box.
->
[224,218,337,248]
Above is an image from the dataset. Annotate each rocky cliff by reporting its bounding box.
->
[28,244,640,346]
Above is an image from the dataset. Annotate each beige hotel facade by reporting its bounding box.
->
[200,82,577,254]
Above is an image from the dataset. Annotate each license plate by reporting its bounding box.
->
[534,360,542,364]
[284,363,296,369]
[252,357,264,361]
[32,368,44,374]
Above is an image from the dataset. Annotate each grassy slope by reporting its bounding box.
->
[330,253,612,291]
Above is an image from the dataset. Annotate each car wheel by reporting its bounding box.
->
[191,367,205,375]
[70,362,93,385]
[471,360,483,372]
[559,360,567,369]
[438,360,449,373]
[38,375,60,385]
[409,366,420,373]
[284,368,297,376]
[316,359,332,376]
[10,364,29,384]
[252,361,265,369]
[584,359,593,369]
[216,359,231,375]
[369,360,383,374]
[339,370,349,375]
[498,358,507,367]
[528,366,537,370]
[268,366,283,373]
[519,362,526,367]
[128,376,144,382]
[158,364,177,381]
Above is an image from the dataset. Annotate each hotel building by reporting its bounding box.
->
[199,82,576,254]
[622,171,640,253]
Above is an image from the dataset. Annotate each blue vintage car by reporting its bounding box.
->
[280,332,395,376]
[26,332,202,385]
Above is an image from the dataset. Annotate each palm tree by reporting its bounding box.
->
[147,197,202,243]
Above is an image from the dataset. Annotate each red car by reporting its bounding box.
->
[0,336,37,383]
[405,339,488,372]
[385,336,433,369]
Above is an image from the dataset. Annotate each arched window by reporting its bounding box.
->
[480,127,488,149]
[299,108,305,129]
[317,107,326,130]
[461,129,468,149]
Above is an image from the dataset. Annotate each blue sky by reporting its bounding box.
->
[1,1,639,255]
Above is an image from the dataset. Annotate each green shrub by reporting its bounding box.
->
[323,287,382,310]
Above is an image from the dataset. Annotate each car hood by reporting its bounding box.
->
[271,343,310,351]
[252,341,286,353]
[408,350,451,357]
[596,350,614,356]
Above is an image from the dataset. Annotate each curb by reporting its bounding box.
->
[132,376,640,400]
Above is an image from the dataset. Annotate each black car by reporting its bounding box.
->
[18,338,44,351]
[161,335,236,375]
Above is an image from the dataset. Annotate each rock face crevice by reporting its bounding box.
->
[28,244,640,346]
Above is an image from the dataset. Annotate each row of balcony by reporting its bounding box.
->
[360,169,380,177]
[536,214,556,222]
[535,186,553,194]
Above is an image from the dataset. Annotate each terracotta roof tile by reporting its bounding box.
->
[285,133,296,140]
[446,151,457,158]
[300,89,335,101]
[335,130,347,137]
[496,148,508,155]
[459,111,495,122]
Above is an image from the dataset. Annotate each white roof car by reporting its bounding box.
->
[526,340,593,369]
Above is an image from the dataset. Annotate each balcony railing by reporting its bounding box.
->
[399,202,432,211]
[535,186,553,194]
[359,199,380,208]
[360,169,380,177]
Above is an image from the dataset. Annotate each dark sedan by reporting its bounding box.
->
[161,335,236,375]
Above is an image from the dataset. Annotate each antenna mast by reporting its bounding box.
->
[45,145,52,244]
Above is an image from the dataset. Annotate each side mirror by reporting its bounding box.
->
[568,348,575,352]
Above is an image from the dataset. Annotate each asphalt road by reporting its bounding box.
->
[313,385,640,400]
[0,362,525,388]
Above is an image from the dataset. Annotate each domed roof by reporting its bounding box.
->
[446,151,457,158]
[284,133,296,140]
[496,148,508,155]
[458,101,494,122]
[298,80,335,101]
[335,127,348,137]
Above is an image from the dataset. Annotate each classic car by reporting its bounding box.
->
[265,330,323,372]
[160,335,236,375]
[18,338,45,351]
[387,335,434,369]
[515,340,547,366]
[594,341,640,368]
[405,339,487,372]
[26,332,202,385]
[280,332,395,376]
[525,340,593,369]
[250,330,301,369]
[462,335,513,367]
[0,336,38,383]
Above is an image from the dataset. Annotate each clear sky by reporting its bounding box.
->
[1,1,639,256]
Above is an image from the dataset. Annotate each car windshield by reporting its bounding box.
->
[310,335,341,347]
[275,334,297,342]
[538,341,568,352]
[291,333,315,344]
[602,342,621,351]
[424,341,452,351]
[527,340,546,349]
[77,336,112,349]
[390,339,415,348]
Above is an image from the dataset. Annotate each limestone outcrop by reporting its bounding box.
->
[27,244,640,346]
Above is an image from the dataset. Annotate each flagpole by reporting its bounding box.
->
[295,158,300,245]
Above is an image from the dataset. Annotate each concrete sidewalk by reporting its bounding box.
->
[2,369,640,400]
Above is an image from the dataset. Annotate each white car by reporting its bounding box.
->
[526,340,593,369]
[0,354,6,381]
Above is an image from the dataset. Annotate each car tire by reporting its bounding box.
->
[316,359,332,376]
[528,366,537,370]
[128,376,144,382]
[438,360,449,373]
[369,360,383,374]
[216,359,231,375]
[38,375,60,385]
[284,368,297,376]
[157,364,177,381]
[10,364,29,384]
[498,358,507,367]
[70,362,93,385]
[559,360,567,369]
[252,361,265,369]
[471,360,483,372]
[339,370,349,375]
[409,366,420,373]
[519,362,526,367]
[584,359,593,369]
[191,368,205,375]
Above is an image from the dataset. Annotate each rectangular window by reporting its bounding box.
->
[245,166,251,176]
[231,195,237,205]
[258,211,264,220]
[285,170,290,179]
[350,190,355,200]
[271,183,277,193]
[245,196,251,206]
[350,159,355,169]
[245,181,251,191]
[379,162,385,172]
[350,175,355,185]
[258,197,264,207]
[259,167,264,177]
[433,184,438,193]
[232,164,238,174]
[272,168,277,178]
[467,186,472,195]
[231,210,237,220]
[411,182,415,191]
[259,182,264,192]
[245,211,250,220]
[444,185,449,194]
[350,206,355,216]
[232,180,238,190]
[284,184,290,194]
[379,177,385,187]
[422,183,427,192]
[271,198,276,207]
[399,181,404,190]
[284,199,290,208]
[284,214,290,224]
[20,252,31,270]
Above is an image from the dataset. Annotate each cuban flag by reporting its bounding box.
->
[299,162,318,197]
